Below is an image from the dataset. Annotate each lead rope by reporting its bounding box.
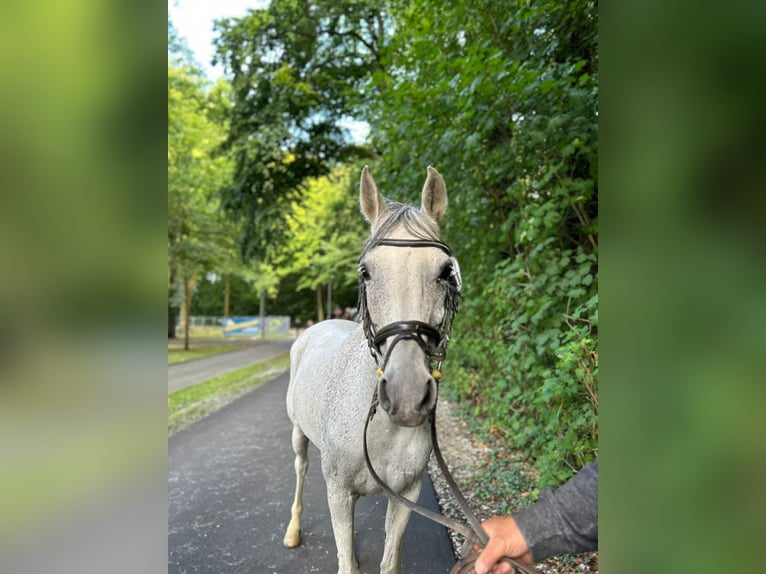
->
[363,393,537,574]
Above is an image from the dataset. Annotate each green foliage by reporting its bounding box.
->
[277,165,368,291]
[167,63,234,281]
[168,18,198,71]
[369,0,598,486]
[191,274,258,316]
[468,451,536,516]
[168,26,273,331]
[213,0,384,262]
[269,271,360,324]
[266,164,369,320]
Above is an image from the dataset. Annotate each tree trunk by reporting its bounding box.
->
[168,293,177,339]
[326,281,332,319]
[259,289,266,338]
[316,285,324,322]
[223,275,230,318]
[182,274,191,351]
[181,274,198,351]
[168,300,177,339]
[168,269,177,339]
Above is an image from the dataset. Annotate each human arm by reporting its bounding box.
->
[475,461,598,574]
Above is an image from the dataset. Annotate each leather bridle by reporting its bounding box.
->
[357,237,459,376]
[358,236,535,574]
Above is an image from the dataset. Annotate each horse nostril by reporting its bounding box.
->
[418,379,437,414]
[378,378,393,413]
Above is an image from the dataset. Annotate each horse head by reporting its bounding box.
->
[358,166,461,427]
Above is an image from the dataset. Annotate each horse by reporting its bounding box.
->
[283,166,462,574]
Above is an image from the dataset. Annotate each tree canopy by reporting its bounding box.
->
[276,164,368,319]
[167,65,233,279]
[212,0,384,261]
[168,28,242,344]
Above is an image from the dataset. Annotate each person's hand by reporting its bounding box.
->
[474,516,532,574]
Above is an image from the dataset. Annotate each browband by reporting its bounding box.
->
[370,238,452,256]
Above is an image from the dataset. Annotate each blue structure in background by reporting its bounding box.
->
[223,316,290,336]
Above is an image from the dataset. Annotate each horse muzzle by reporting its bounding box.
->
[377,362,438,427]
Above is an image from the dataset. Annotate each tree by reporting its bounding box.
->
[212,0,385,263]
[167,61,234,348]
[276,165,367,320]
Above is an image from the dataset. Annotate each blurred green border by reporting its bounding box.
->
[601,2,766,572]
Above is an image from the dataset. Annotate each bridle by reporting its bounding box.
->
[358,236,535,574]
[357,237,460,379]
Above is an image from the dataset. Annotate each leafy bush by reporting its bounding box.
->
[449,246,597,487]
[371,0,599,487]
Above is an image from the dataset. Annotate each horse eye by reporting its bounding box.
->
[358,265,370,280]
[438,264,454,284]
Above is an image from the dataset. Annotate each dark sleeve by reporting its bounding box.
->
[512,460,598,562]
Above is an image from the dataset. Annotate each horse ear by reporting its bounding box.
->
[421,166,447,223]
[360,165,388,225]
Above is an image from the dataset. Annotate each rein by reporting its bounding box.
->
[363,398,536,574]
[358,236,535,574]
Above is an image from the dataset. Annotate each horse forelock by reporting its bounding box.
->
[359,202,441,261]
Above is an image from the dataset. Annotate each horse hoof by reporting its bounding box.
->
[283,532,301,548]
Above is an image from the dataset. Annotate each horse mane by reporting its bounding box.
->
[359,201,441,260]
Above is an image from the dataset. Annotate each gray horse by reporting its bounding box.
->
[284,166,461,574]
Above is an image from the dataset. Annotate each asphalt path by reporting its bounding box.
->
[168,371,457,574]
[168,339,294,393]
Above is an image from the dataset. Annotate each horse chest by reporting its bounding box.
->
[360,421,431,493]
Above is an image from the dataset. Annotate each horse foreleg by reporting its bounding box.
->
[380,478,423,574]
[326,482,359,574]
[283,423,309,548]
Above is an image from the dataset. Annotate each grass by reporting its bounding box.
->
[178,326,225,338]
[171,326,296,340]
[168,344,250,365]
[168,352,290,435]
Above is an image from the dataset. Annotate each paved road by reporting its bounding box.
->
[168,339,294,393]
[168,372,457,574]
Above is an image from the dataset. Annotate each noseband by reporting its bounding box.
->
[357,237,461,376]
